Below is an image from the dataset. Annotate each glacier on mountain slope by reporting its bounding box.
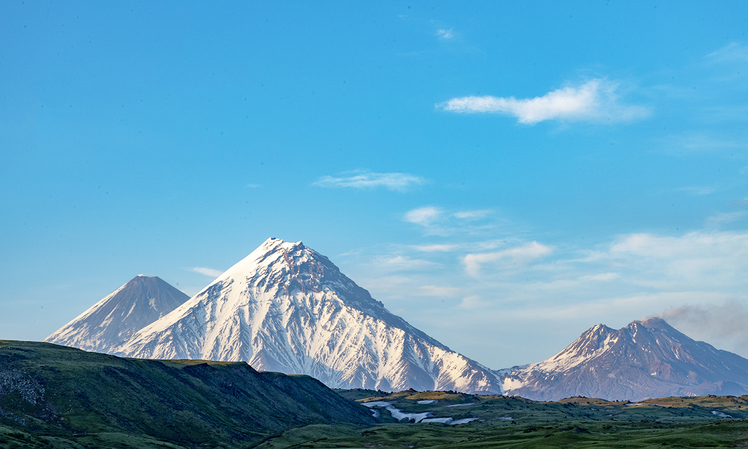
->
[115,238,503,394]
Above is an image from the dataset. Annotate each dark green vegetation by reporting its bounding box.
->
[0,340,375,448]
[3,342,748,448]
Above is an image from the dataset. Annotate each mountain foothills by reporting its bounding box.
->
[502,317,748,402]
[44,238,748,402]
[0,340,376,447]
[45,275,188,353]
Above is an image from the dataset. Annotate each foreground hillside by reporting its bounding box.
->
[0,340,376,448]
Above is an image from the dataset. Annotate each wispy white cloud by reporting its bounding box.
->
[706,211,747,227]
[676,186,716,195]
[437,79,650,124]
[436,28,455,40]
[579,272,620,282]
[411,244,459,252]
[610,231,748,260]
[403,207,499,236]
[352,228,748,365]
[246,183,262,188]
[463,242,553,278]
[313,171,426,192]
[503,291,730,323]
[707,42,748,64]
[590,231,748,293]
[378,255,440,271]
[459,295,483,309]
[418,285,461,297]
[190,267,223,277]
[404,206,443,226]
[452,210,491,220]
[662,133,748,155]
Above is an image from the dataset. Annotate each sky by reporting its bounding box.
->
[1,1,747,369]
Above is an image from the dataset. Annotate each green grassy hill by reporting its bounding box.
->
[0,340,376,448]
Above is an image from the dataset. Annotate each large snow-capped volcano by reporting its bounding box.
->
[115,238,502,394]
[502,317,748,401]
[46,275,189,353]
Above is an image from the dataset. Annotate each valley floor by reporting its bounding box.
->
[255,419,748,448]
[256,390,748,448]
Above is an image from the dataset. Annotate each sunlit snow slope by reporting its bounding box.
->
[502,317,748,401]
[116,238,502,393]
[46,275,189,353]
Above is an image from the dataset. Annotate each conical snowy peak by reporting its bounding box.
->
[214,237,436,342]
[502,317,748,401]
[116,238,502,394]
[45,275,189,353]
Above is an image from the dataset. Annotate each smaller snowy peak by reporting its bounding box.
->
[501,317,748,401]
[45,275,189,354]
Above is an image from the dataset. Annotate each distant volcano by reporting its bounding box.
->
[45,275,188,353]
[501,317,748,401]
[114,238,503,394]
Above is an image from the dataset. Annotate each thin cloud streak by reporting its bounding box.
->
[676,186,717,196]
[418,285,461,297]
[403,206,501,237]
[191,267,223,277]
[437,79,650,124]
[707,42,748,64]
[453,210,491,220]
[436,28,455,40]
[463,242,553,278]
[706,211,747,227]
[404,207,443,226]
[313,171,426,192]
[411,244,459,252]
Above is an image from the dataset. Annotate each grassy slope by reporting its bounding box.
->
[0,340,376,448]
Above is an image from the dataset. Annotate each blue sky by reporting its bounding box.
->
[2,1,747,368]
